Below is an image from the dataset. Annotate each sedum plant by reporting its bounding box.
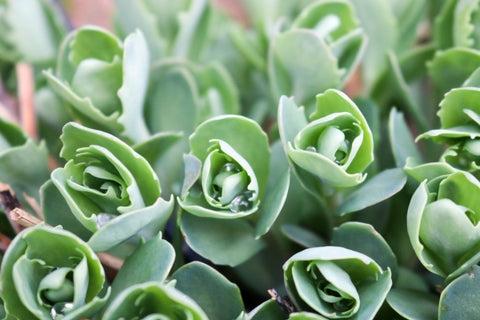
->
[0,225,109,320]
[4,0,480,319]
[269,0,366,109]
[102,282,208,320]
[49,122,174,252]
[407,171,480,282]
[44,26,151,143]
[283,246,391,319]
[178,115,290,265]
[278,89,373,188]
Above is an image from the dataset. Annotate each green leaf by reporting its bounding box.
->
[3,0,65,63]
[172,0,211,60]
[145,62,200,134]
[331,222,398,278]
[255,141,290,238]
[249,300,288,320]
[281,224,326,248]
[0,225,108,320]
[0,118,50,201]
[114,0,166,58]
[284,246,392,320]
[439,265,480,319]
[389,108,422,167]
[117,30,151,143]
[289,312,328,319]
[393,0,427,52]
[387,288,438,320]
[103,282,208,320]
[407,173,480,281]
[428,47,480,96]
[337,168,407,216]
[173,262,245,320]
[41,180,92,241]
[269,29,343,108]
[88,196,174,252]
[280,90,374,189]
[133,131,183,164]
[434,0,480,49]
[179,212,265,266]
[110,234,175,300]
[349,0,397,86]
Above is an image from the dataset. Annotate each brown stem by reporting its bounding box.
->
[16,63,37,139]
[9,208,43,228]
[268,288,296,314]
[0,183,23,233]
[0,183,124,272]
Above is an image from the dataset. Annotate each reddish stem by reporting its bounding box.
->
[16,63,37,139]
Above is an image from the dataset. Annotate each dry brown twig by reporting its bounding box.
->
[16,63,37,139]
[0,183,23,233]
[0,183,124,271]
[9,207,43,228]
[268,288,296,314]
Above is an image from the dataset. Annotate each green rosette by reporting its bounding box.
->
[178,115,290,266]
[269,0,366,108]
[44,26,150,143]
[279,89,374,189]
[417,87,480,176]
[283,246,392,319]
[0,225,109,320]
[102,282,208,320]
[50,122,174,252]
[407,171,480,281]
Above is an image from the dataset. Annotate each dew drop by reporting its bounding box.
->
[306,146,317,152]
[229,191,255,213]
[50,302,74,319]
[223,163,238,173]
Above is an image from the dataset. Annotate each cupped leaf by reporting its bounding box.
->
[249,300,288,320]
[407,172,480,281]
[331,222,398,278]
[434,0,480,49]
[0,225,109,320]
[103,282,208,320]
[428,47,480,96]
[190,115,269,196]
[284,246,392,319]
[311,89,374,174]
[172,261,245,320]
[438,87,480,130]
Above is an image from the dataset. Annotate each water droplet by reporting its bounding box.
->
[306,146,317,152]
[95,213,116,228]
[229,191,256,213]
[223,163,238,173]
[50,302,74,319]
